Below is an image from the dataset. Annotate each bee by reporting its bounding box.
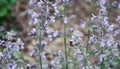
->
[69,40,78,47]
[27,64,37,69]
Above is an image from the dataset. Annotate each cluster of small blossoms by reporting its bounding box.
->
[28,0,73,69]
[68,0,120,69]
[87,0,120,68]
[70,29,84,46]
[69,29,92,69]
[0,30,25,69]
[28,0,120,69]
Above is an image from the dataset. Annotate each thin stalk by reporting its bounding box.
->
[87,0,95,52]
[64,23,68,69]
[64,2,68,69]
[100,31,105,69]
[37,20,43,69]
[85,0,95,69]
[101,47,104,69]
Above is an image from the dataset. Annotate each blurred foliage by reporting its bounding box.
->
[13,51,24,60]
[0,0,15,26]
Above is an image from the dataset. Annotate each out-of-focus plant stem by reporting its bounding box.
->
[64,2,68,69]
[38,20,43,69]
[85,0,95,69]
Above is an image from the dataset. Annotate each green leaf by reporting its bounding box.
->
[0,8,7,17]
[13,51,24,59]
[6,8,12,16]
[58,4,65,12]
[8,0,16,5]
[17,59,27,66]
[0,17,4,26]
[112,56,120,65]
[0,0,8,8]
[0,0,8,5]
[88,26,93,32]
[89,50,96,55]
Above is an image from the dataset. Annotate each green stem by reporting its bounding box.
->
[87,0,94,52]
[86,0,95,69]
[64,2,68,69]
[64,23,68,69]
[37,20,43,69]
[101,58,104,69]
[101,45,104,69]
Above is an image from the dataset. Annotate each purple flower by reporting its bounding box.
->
[74,49,81,56]
[80,20,86,28]
[99,54,105,62]
[6,41,12,48]
[50,16,56,23]
[64,17,68,24]
[107,24,115,32]
[114,29,120,36]
[28,28,37,35]
[13,43,19,51]
[53,30,59,37]
[116,16,120,24]
[99,0,106,6]
[6,62,17,69]
[46,27,51,34]
[0,40,4,46]
[29,50,36,57]
[100,39,105,47]
[0,52,4,57]
[48,34,53,41]
[7,52,12,59]
[103,16,109,26]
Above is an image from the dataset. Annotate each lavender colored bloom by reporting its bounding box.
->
[99,54,105,62]
[68,27,74,33]
[40,51,46,59]
[64,17,68,24]
[31,12,39,18]
[0,40,4,46]
[74,49,81,56]
[106,39,113,47]
[29,50,36,57]
[116,16,120,24]
[91,13,97,22]
[99,0,106,6]
[80,20,86,28]
[6,41,12,48]
[0,52,4,57]
[16,38,24,49]
[13,43,19,51]
[50,16,56,23]
[33,18,39,24]
[103,16,109,26]
[100,39,105,47]
[53,30,59,37]
[99,6,108,16]
[6,63,12,69]
[48,34,53,41]
[46,27,51,34]
[52,3,59,15]
[6,62,17,69]
[90,34,97,41]
[28,28,37,35]
[107,24,115,32]
[7,52,12,59]
[37,1,44,7]
[114,29,120,36]
[112,1,120,9]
